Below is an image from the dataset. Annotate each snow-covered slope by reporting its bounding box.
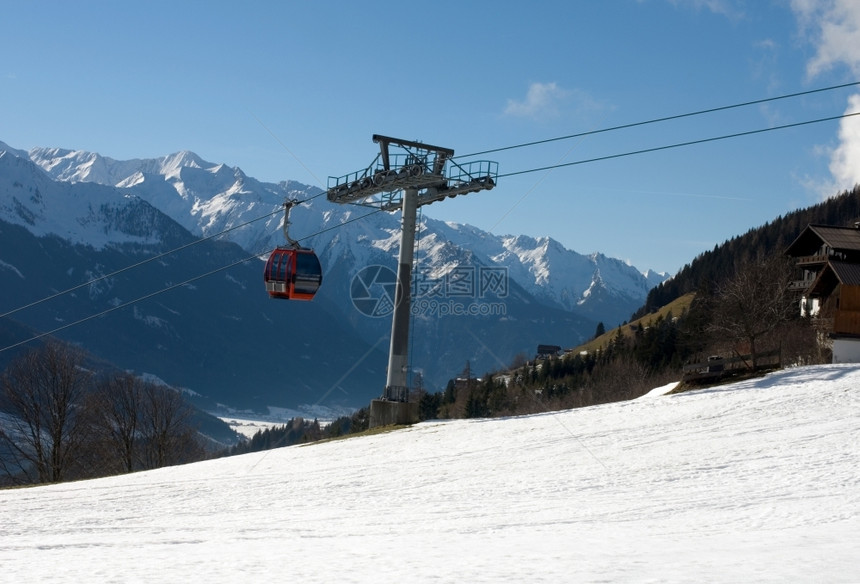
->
[1,364,857,583]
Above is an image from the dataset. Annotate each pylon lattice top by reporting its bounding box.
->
[326,135,498,211]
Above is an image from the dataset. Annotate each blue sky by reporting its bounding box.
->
[3,0,860,274]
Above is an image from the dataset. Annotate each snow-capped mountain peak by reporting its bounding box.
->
[0,148,180,249]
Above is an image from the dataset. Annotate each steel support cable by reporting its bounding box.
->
[4,102,858,350]
[11,81,853,320]
[0,185,334,321]
[0,207,286,321]
[456,80,860,160]
[494,111,860,180]
[0,207,384,353]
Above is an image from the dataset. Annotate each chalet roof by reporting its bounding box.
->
[785,224,860,257]
[829,260,860,286]
[807,260,860,296]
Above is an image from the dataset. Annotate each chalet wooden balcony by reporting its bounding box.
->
[788,279,813,292]
[794,254,829,266]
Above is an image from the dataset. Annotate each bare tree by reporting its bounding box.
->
[88,373,143,474]
[137,383,200,470]
[707,254,796,368]
[0,342,91,484]
[577,353,652,406]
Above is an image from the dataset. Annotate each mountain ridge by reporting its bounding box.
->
[1,139,669,409]
[21,143,666,326]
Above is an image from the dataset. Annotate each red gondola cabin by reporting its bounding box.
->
[264,247,323,301]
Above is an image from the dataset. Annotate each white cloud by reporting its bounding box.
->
[680,0,744,18]
[791,0,860,193]
[829,94,860,190]
[504,82,606,122]
[504,82,569,119]
[792,0,860,77]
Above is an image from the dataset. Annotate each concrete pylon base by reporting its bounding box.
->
[369,399,419,428]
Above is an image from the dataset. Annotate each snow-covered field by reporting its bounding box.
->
[219,417,283,439]
[219,404,342,438]
[1,365,858,583]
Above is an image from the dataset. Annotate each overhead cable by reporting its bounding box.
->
[9,81,854,320]
[0,208,383,353]
[458,80,860,159]
[4,84,859,349]
[497,111,860,179]
[0,207,284,321]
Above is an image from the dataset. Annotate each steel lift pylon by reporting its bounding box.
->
[326,135,498,426]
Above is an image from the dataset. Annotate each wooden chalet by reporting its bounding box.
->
[785,223,860,363]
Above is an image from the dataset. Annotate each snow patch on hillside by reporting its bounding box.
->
[0,151,168,249]
[0,259,24,279]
